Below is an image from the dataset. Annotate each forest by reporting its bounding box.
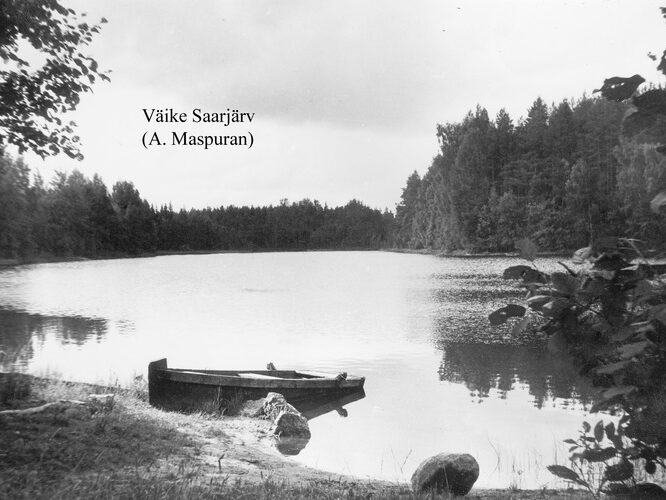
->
[2,93,665,262]
[0,157,394,260]
[395,95,666,253]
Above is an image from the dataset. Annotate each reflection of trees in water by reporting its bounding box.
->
[0,308,108,367]
[428,274,596,407]
[437,343,597,409]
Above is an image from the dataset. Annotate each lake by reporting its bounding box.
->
[0,251,596,488]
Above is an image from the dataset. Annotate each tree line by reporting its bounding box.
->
[3,92,664,262]
[0,157,394,261]
[395,95,666,253]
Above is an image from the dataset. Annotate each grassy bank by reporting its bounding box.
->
[0,374,590,499]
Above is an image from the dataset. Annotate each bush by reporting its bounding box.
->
[492,237,666,490]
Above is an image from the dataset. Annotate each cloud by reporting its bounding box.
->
[72,0,452,130]
[25,0,666,211]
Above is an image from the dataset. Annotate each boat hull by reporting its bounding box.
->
[148,358,365,413]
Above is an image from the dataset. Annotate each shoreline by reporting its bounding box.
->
[1,247,383,267]
[1,246,574,268]
[0,374,590,499]
[383,248,574,258]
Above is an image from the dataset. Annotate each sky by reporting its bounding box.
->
[16,0,666,211]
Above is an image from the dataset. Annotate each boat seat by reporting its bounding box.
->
[237,373,283,379]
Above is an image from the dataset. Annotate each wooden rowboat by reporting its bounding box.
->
[148,358,365,413]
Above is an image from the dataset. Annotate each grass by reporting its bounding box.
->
[0,373,595,499]
[0,376,196,498]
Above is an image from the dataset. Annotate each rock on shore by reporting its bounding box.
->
[411,452,479,496]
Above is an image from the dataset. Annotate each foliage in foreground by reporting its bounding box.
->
[0,0,110,160]
[490,9,666,495]
[492,236,666,496]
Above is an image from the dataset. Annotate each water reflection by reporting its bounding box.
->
[275,436,311,456]
[277,390,366,456]
[425,261,597,409]
[437,343,597,408]
[0,308,109,368]
[296,389,366,421]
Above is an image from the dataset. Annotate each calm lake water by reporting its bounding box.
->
[0,251,596,488]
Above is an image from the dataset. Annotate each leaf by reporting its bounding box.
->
[572,246,592,264]
[594,74,645,101]
[564,439,578,445]
[515,238,538,261]
[579,278,606,300]
[489,304,526,325]
[547,465,585,485]
[503,265,533,280]
[551,272,578,296]
[605,422,616,440]
[604,459,634,482]
[583,421,591,433]
[582,447,617,462]
[590,270,616,280]
[612,435,624,450]
[593,253,630,272]
[541,298,571,318]
[503,265,548,283]
[650,191,666,214]
[594,421,605,442]
[527,295,551,310]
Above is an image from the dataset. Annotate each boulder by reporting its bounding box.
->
[274,411,311,439]
[262,392,311,439]
[411,453,479,496]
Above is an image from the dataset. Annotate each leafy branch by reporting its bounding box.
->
[0,0,110,159]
